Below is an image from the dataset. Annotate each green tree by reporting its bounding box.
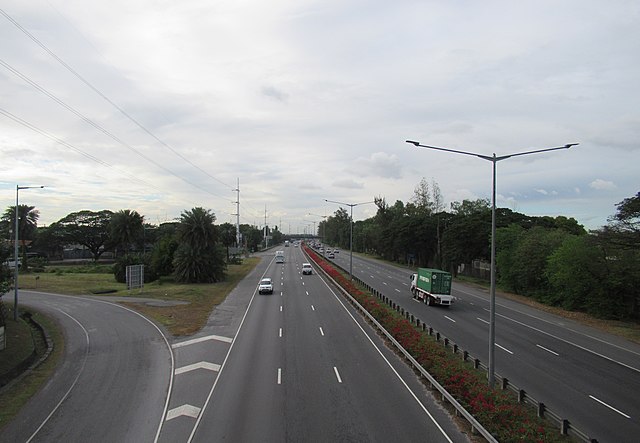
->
[1,205,40,268]
[173,207,226,283]
[218,222,237,259]
[53,210,113,261]
[109,209,144,256]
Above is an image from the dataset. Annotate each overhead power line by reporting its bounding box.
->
[0,7,234,191]
[0,57,233,203]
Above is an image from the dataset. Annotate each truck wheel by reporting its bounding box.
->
[427,296,434,306]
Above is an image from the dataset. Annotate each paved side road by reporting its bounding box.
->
[1,291,173,443]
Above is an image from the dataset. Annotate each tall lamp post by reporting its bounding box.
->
[14,185,45,321]
[406,140,577,386]
[308,213,328,249]
[324,199,374,280]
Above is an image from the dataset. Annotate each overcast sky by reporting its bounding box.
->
[1,0,638,234]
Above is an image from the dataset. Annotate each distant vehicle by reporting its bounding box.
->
[328,252,335,259]
[259,277,274,294]
[3,258,22,269]
[410,268,454,307]
[284,240,290,247]
[275,250,285,263]
[334,248,339,253]
[302,263,313,275]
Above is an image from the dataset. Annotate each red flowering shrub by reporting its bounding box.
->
[302,244,566,443]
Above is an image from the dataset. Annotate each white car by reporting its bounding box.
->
[259,277,274,294]
[302,263,313,275]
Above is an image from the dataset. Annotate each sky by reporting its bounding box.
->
[1,0,638,234]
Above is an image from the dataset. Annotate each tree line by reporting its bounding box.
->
[318,179,639,321]
[0,206,280,284]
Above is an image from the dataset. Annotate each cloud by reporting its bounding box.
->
[261,85,289,102]
[589,179,616,191]
[355,152,402,179]
[333,178,363,189]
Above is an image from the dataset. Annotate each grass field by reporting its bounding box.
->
[17,257,260,336]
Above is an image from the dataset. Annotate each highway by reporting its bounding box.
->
[328,248,640,443]
[1,291,173,442]
[160,245,469,442]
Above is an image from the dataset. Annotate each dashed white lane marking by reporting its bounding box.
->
[536,344,559,356]
[444,315,456,323]
[496,343,513,354]
[395,288,401,293]
[382,282,388,286]
[172,334,233,348]
[175,361,221,375]
[477,317,489,325]
[279,328,283,338]
[306,291,309,296]
[589,395,630,418]
[319,327,325,336]
[311,305,315,311]
[166,404,201,421]
[280,305,283,312]
[277,368,282,385]
[333,367,343,383]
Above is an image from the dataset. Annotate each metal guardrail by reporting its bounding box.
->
[305,248,497,442]
[310,249,598,443]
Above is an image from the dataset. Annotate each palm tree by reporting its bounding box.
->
[2,205,40,266]
[173,207,225,283]
[109,209,144,256]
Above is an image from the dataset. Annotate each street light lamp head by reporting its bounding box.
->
[405,140,420,146]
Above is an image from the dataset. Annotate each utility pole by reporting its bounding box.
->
[233,178,240,248]
[264,205,268,248]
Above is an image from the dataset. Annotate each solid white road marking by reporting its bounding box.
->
[172,334,233,348]
[319,327,325,336]
[589,395,630,418]
[333,367,343,383]
[444,315,456,323]
[496,343,513,354]
[166,404,201,421]
[277,368,282,385]
[477,317,489,325]
[175,362,221,375]
[536,344,559,356]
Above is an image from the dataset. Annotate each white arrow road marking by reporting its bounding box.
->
[175,361,221,375]
[172,334,233,348]
[166,404,201,421]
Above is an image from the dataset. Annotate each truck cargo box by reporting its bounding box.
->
[415,268,452,295]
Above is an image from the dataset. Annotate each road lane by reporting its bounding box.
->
[1,291,173,443]
[328,249,640,442]
[190,246,467,442]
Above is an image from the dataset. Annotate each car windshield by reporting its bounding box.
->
[261,279,271,284]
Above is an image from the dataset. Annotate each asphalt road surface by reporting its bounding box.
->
[1,291,173,442]
[327,248,640,443]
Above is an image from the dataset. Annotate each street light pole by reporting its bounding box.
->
[14,185,45,321]
[324,199,374,280]
[406,140,576,386]
[308,213,328,250]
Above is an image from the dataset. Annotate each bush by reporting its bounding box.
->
[113,253,158,284]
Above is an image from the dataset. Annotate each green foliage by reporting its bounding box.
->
[150,235,178,277]
[109,209,144,254]
[173,207,226,283]
[52,210,114,261]
[113,253,158,284]
[173,243,226,283]
[496,226,569,296]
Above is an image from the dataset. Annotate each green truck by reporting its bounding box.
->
[410,268,454,306]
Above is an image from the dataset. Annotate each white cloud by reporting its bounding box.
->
[0,0,639,232]
[589,179,617,191]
